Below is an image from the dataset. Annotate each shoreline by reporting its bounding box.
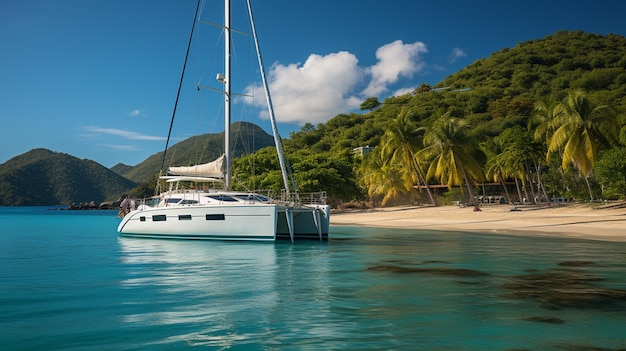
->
[330,203,626,242]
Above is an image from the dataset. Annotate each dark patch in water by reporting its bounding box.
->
[558,261,596,267]
[502,270,626,310]
[522,316,565,324]
[456,280,484,285]
[381,259,413,264]
[421,260,452,265]
[367,265,490,277]
[555,343,626,351]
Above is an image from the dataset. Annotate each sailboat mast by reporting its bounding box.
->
[224,0,232,191]
[246,0,295,196]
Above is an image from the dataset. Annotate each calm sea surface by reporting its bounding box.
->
[1,207,625,350]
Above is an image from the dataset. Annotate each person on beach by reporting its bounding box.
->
[117,195,132,218]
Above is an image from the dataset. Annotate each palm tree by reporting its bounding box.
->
[379,107,435,205]
[360,150,410,206]
[414,83,432,95]
[419,113,484,205]
[529,97,559,142]
[529,96,562,204]
[497,126,549,204]
[481,139,513,204]
[547,90,618,200]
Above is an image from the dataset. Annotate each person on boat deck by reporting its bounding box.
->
[117,195,132,218]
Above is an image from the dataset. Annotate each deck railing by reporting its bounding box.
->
[279,191,327,206]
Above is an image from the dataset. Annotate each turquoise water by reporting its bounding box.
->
[1,207,625,350]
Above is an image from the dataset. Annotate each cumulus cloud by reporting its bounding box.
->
[363,40,428,96]
[243,40,429,126]
[82,126,165,141]
[245,51,363,124]
[449,47,466,63]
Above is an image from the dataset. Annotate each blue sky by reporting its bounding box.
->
[2,0,625,168]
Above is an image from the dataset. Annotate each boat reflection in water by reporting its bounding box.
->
[117,236,335,348]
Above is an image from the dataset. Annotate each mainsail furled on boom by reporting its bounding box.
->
[167,154,225,178]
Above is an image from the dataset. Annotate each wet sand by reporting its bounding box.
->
[331,203,626,242]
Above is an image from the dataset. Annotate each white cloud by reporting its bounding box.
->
[82,126,166,141]
[392,87,416,97]
[127,109,144,117]
[449,47,466,63]
[245,51,363,124]
[243,40,429,126]
[363,40,428,96]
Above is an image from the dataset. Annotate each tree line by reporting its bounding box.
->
[358,88,624,206]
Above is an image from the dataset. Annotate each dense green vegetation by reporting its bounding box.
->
[232,31,626,206]
[0,149,137,206]
[3,31,625,206]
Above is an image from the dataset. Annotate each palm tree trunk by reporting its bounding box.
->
[584,175,595,201]
[515,177,523,204]
[461,166,476,205]
[411,158,435,205]
[524,163,537,204]
[499,177,512,204]
[521,178,531,204]
[535,159,550,206]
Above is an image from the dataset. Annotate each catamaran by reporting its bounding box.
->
[117,0,330,241]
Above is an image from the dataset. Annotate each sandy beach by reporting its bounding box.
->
[331,203,626,242]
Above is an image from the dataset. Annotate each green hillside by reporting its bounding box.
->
[110,163,133,176]
[0,149,138,206]
[238,31,626,205]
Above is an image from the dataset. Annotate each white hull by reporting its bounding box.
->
[117,202,330,242]
[118,204,278,241]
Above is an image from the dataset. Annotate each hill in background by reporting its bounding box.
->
[118,121,275,184]
[0,122,275,206]
[0,148,138,206]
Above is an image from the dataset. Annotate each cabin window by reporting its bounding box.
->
[206,195,239,202]
[152,215,167,221]
[255,195,270,202]
[165,198,182,204]
[179,200,198,205]
[206,214,225,221]
[235,194,253,201]
[140,216,146,222]
[178,214,192,220]
[235,194,270,202]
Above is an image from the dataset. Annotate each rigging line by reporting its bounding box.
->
[159,0,201,174]
[246,0,298,195]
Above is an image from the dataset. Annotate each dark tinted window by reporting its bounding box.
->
[206,214,225,220]
[207,195,239,202]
